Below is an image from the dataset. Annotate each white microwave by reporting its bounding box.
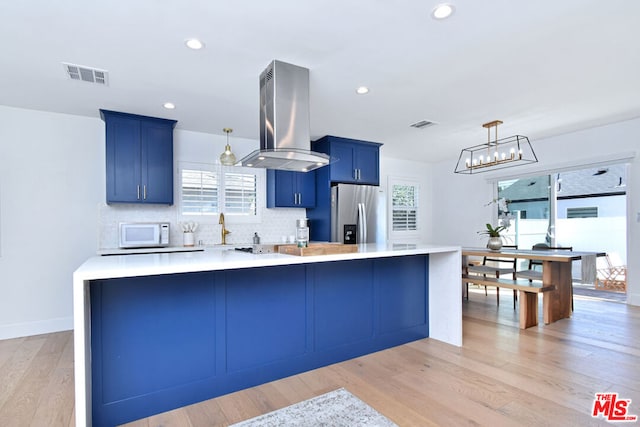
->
[119,222,170,248]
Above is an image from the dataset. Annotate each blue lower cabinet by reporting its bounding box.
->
[90,257,428,426]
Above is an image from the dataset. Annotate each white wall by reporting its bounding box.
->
[0,106,104,339]
[431,117,640,306]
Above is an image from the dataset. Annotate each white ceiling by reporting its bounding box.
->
[2,0,639,163]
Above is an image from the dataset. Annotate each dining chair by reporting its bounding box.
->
[466,245,518,308]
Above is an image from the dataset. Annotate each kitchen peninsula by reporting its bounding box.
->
[73,243,461,426]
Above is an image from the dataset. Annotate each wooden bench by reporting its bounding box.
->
[462,274,555,329]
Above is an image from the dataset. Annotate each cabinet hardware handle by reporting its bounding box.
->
[137,185,140,200]
[143,185,147,200]
[297,193,301,205]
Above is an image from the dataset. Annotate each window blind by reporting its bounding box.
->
[392,184,418,231]
[181,169,218,215]
[224,172,257,215]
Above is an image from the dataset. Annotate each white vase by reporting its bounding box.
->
[487,236,503,251]
[183,232,195,247]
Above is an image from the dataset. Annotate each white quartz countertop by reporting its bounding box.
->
[74,242,461,282]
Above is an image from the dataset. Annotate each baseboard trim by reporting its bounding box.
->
[626,292,640,307]
[0,316,73,340]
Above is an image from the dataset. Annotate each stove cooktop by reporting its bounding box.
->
[97,246,205,256]
[234,244,276,254]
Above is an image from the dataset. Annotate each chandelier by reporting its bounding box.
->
[454,120,537,174]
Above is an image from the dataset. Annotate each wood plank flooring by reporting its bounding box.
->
[1,289,638,426]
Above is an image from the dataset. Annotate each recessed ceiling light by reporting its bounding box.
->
[163,102,176,109]
[185,38,204,50]
[356,86,369,95]
[432,3,455,20]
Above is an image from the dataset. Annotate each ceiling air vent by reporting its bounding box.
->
[63,63,109,85]
[409,120,436,129]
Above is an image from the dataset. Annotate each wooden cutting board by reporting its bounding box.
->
[278,243,358,256]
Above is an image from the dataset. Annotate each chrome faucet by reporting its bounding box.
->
[219,213,231,245]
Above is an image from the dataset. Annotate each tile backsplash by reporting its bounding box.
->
[97,202,308,249]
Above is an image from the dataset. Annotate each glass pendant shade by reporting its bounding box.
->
[220,128,236,166]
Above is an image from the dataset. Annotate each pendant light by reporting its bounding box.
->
[454,120,537,174]
[220,128,236,166]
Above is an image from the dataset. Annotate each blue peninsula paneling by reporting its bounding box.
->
[225,265,308,372]
[89,256,429,426]
[313,259,375,350]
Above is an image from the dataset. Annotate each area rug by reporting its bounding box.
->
[229,388,398,427]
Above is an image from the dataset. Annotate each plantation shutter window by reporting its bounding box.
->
[224,172,257,216]
[392,183,418,231]
[181,169,218,216]
[179,163,260,219]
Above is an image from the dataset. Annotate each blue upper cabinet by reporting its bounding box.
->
[311,136,382,185]
[101,110,177,205]
[266,169,316,208]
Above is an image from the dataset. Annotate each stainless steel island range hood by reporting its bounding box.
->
[239,60,330,172]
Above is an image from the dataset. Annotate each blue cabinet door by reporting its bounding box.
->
[101,110,176,205]
[267,169,295,207]
[328,141,355,182]
[141,120,174,204]
[296,170,316,207]
[105,113,142,203]
[266,169,316,208]
[353,142,380,185]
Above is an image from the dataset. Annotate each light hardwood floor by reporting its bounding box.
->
[1,289,638,426]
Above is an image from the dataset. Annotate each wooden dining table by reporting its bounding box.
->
[462,247,604,326]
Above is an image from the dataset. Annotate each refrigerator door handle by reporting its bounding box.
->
[357,202,367,243]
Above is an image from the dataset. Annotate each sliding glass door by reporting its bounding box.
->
[554,166,627,263]
[497,175,552,250]
[496,164,628,288]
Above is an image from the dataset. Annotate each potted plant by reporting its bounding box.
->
[478,223,506,250]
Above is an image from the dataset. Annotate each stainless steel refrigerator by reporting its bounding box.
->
[331,184,386,244]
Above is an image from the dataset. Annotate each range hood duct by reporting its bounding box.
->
[239,60,330,172]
